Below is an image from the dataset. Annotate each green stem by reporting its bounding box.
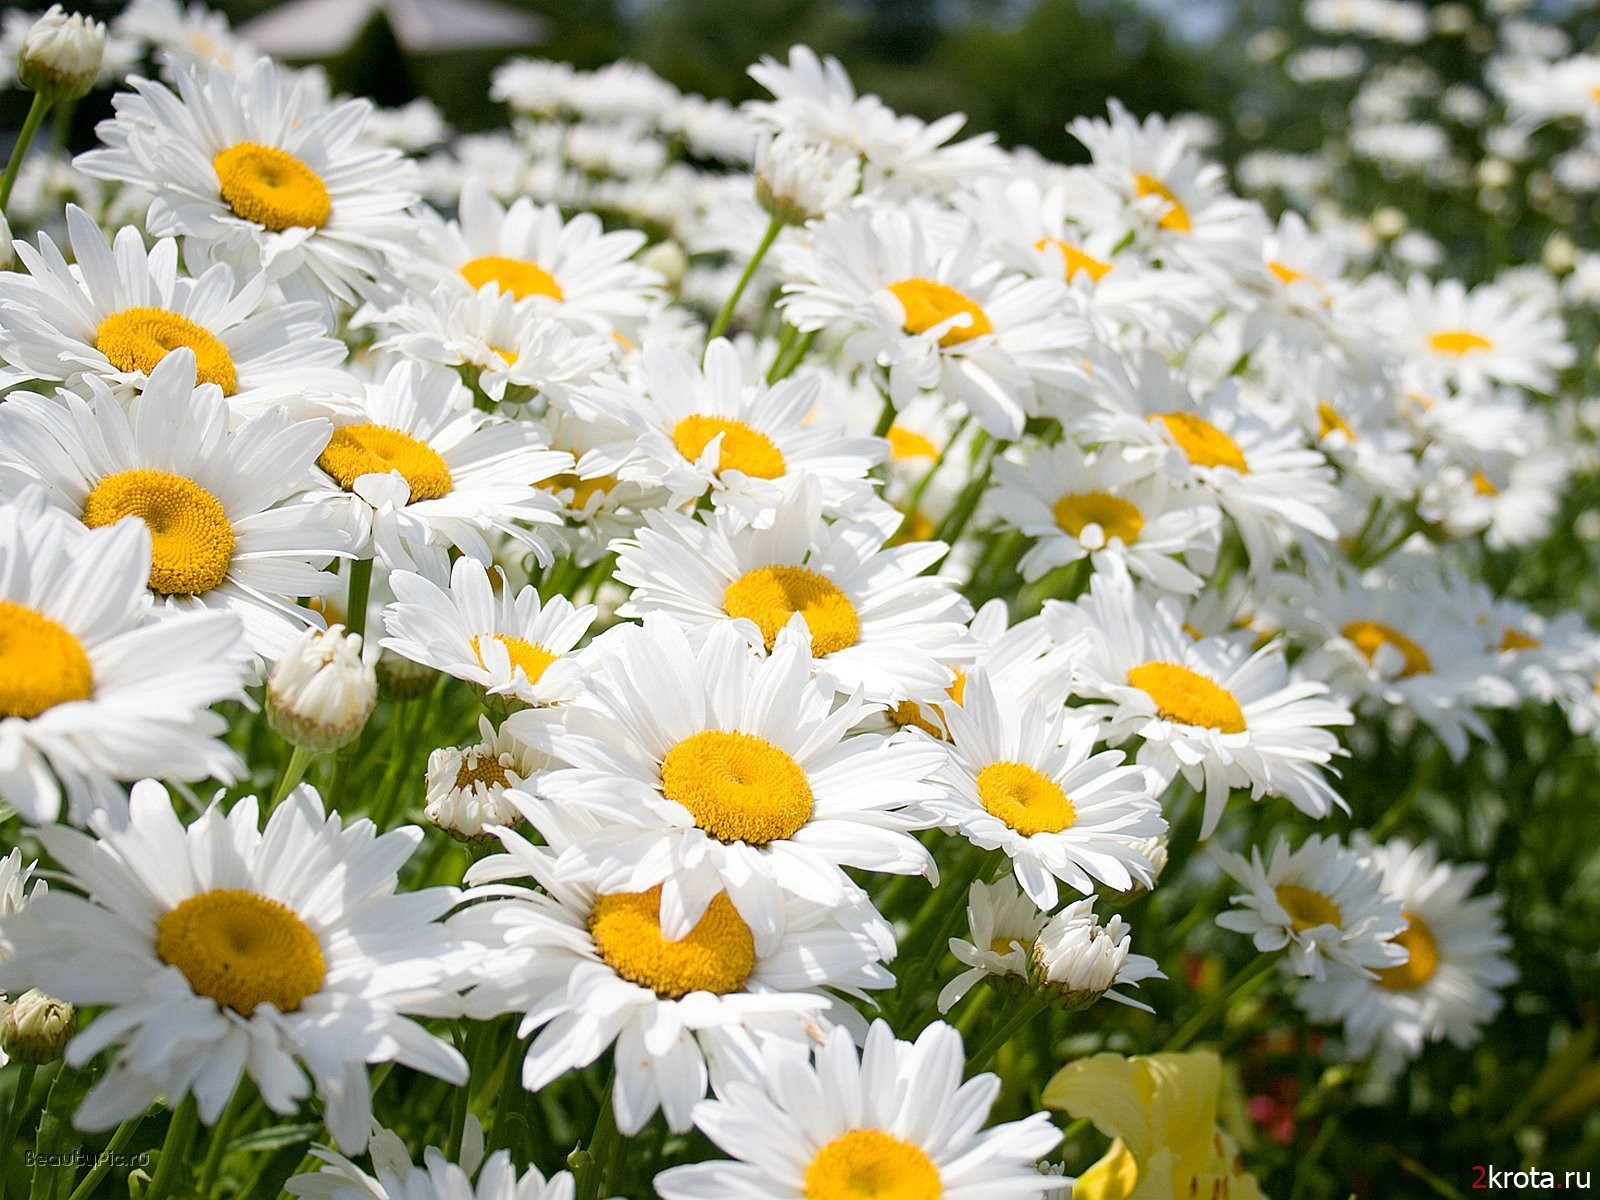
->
[64,1112,144,1200]
[143,1094,200,1200]
[889,850,991,1027]
[931,439,1003,550]
[1162,953,1278,1053]
[0,94,51,215]
[872,394,898,439]
[767,328,816,383]
[576,1066,621,1200]
[965,994,1047,1075]
[196,1081,249,1198]
[0,1063,38,1200]
[269,744,314,807]
[343,557,374,644]
[705,215,782,348]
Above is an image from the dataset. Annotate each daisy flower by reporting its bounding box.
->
[412,181,660,336]
[0,206,351,420]
[380,555,595,711]
[423,716,547,844]
[0,487,247,825]
[654,1019,1064,1200]
[778,204,1085,439]
[928,669,1165,911]
[1214,833,1407,980]
[937,877,1047,1013]
[1032,896,1163,1011]
[1389,276,1574,393]
[288,1119,576,1200]
[612,481,976,705]
[0,849,47,1068]
[1295,837,1516,1076]
[508,615,944,950]
[1046,563,1353,837]
[0,781,470,1151]
[77,58,418,304]
[988,438,1221,595]
[312,359,570,575]
[450,802,894,1135]
[0,349,357,660]
[572,338,883,528]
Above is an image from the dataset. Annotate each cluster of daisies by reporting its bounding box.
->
[0,2,1580,1198]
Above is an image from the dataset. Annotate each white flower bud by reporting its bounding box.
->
[1031,898,1162,1012]
[0,989,74,1064]
[0,211,13,273]
[755,132,861,226]
[267,625,377,752]
[18,6,105,104]
[640,239,687,290]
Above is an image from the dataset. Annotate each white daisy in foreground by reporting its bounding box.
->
[414,181,660,336]
[654,1019,1064,1200]
[0,350,357,660]
[937,878,1046,1013]
[77,58,418,303]
[1390,276,1574,393]
[312,360,570,574]
[1033,896,1163,1011]
[288,1118,576,1200]
[1295,837,1516,1076]
[1047,563,1353,837]
[988,438,1221,594]
[451,805,893,1135]
[573,338,882,528]
[0,488,247,825]
[510,616,943,950]
[613,482,976,705]
[929,669,1165,911]
[381,555,595,711]
[0,206,351,419]
[1214,833,1406,981]
[778,204,1083,438]
[0,781,470,1150]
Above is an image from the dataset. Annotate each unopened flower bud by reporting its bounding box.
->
[0,212,13,273]
[1370,207,1407,239]
[376,648,436,699]
[1031,898,1162,1012]
[267,624,377,752]
[755,132,861,226]
[0,989,74,1064]
[18,6,105,104]
[640,239,687,290]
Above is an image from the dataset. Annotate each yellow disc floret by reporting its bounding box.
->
[1034,236,1113,283]
[1428,330,1492,356]
[459,256,564,302]
[723,565,860,655]
[976,761,1077,836]
[1127,661,1247,734]
[1375,912,1440,991]
[156,888,326,1015]
[95,307,238,395]
[317,425,453,503]
[1341,620,1432,678]
[804,1129,942,1200]
[1152,412,1250,473]
[1274,884,1343,932]
[886,278,993,347]
[82,468,235,596]
[671,415,786,479]
[887,425,939,461]
[0,601,93,718]
[1052,491,1144,545]
[1133,173,1192,232]
[588,885,755,998]
[453,753,510,792]
[470,633,558,687]
[659,729,814,844]
[1317,402,1355,441]
[213,143,331,232]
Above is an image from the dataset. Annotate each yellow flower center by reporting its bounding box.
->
[1034,236,1114,283]
[1342,620,1432,677]
[659,729,814,845]
[588,884,755,998]
[1268,260,1324,292]
[155,888,326,1015]
[1274,884,1343,932]
[470,633,558,686]
[1471,469,1498,496]
[1152,412,1249,473]
[453,753,511,791]
[976,761,1077,836]
[459,256,565,302]
[0,600,94,719]
[1428,330,1493,356]
[1375,912,1440,991]
[1317,402,1355,441]
[671,415,787,479]
[988,936,1023,956]
[1127,661,1247,734]
[213,143,331,232]
[804,1129,941,1200]
[722,565,860,655]
[317,424,453,503]
[1133,173,1192,232]
[539,472,615,509]
[886,278,993,347]
[82,468,235,596]
[887,425,939,461]
[1498,627,1541,652]
[94,307,238,395]
[888,700,944,738]
[1052,491,1144,544]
